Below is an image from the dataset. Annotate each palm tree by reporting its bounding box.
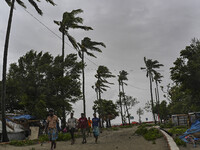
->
[94,66,115,127]
[54,10,92,129]
[54,9,93,61]
[2,0,55,142]
[118,70,129,124]
[154,71,163,122]
[78,37,105,116]
[141,57,163,124]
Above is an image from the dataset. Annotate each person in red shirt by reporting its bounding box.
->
[78,113,88,144]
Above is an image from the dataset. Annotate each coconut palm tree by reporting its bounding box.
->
[54,9,93,61]
[141,57,163,124]
[154,71,163,122]
[94,66,115,127]
[118,70,129,124]
[2,0,55,142]
[78,37,105,116]
[54,10,92,129]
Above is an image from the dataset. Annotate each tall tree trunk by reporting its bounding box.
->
[82,52,86,116]
[149,74,156,124]
[118,81,124,125]
[61,30,65,130]
[61,106,66,130]
[62,30,65,60]
[109,119,111,127]
[98,78,103,128]
[121,82,130,125]
[154,88,158,122]
[1,0,15,142]
[156,81,160,123]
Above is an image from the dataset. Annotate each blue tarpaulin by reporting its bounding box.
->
[7,115,35,121]
[180,120,200,142]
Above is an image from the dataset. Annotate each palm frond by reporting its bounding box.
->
[28,0,42,15]
[71,9,83,16]
[45,0,56,6]
[5,0,11,6]
[88,47,102,52]
[85,51,96,58]
[53,20,61,26]
[73,17,83,24]
[16,0,26,8]
[66,32,78,50]
[71,24,93,31]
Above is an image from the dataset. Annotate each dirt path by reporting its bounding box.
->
[0,127,169,150]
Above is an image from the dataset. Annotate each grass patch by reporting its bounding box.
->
[119,125,133,128]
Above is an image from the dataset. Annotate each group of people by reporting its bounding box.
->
[45,109,100,150]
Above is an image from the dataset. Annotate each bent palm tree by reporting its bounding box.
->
[54,10,92,128]
[154,71,163,122]
[94,66,115,127]
[78,37,105,116]
[118,70,128,124]
[2,0,55,142]
[54,9,93,60]
[141,57,163,124]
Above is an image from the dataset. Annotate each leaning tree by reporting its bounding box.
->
[2,0,55,142]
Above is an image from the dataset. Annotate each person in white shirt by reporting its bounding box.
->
[67,112,77,145]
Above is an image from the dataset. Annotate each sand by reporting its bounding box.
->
[0,126,169,150]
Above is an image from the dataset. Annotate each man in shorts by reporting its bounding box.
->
[92,113,100,143]
[45,109,59,150]
[67,112,77,145]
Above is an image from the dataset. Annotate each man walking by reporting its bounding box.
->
[78,113,88,144]
[45,109,59,150]
[67,112,77,145]
[92,113,100,143]
[87,117,92,136]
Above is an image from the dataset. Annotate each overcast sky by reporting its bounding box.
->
[1,0,200,123]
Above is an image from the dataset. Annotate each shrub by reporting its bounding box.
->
[38,134,49,143]
[135,127,148,135]
[9,140,35,146]
[160,121,174,128]
[174,137,186,147]
[168,127,187,136]
[144,128,163,141]
[57,133,71,141]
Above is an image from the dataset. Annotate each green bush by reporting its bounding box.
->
[9,140,35,146]
[38,134,49,143]
[139,123,154,128]
[168,127,187,135]
[160,121,174,128]
[144,128,163,141]
[57,133,71,141]
[135,127,148,135]
[174,137,186,147]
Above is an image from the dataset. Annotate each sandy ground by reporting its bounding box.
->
[0,127,169,150]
